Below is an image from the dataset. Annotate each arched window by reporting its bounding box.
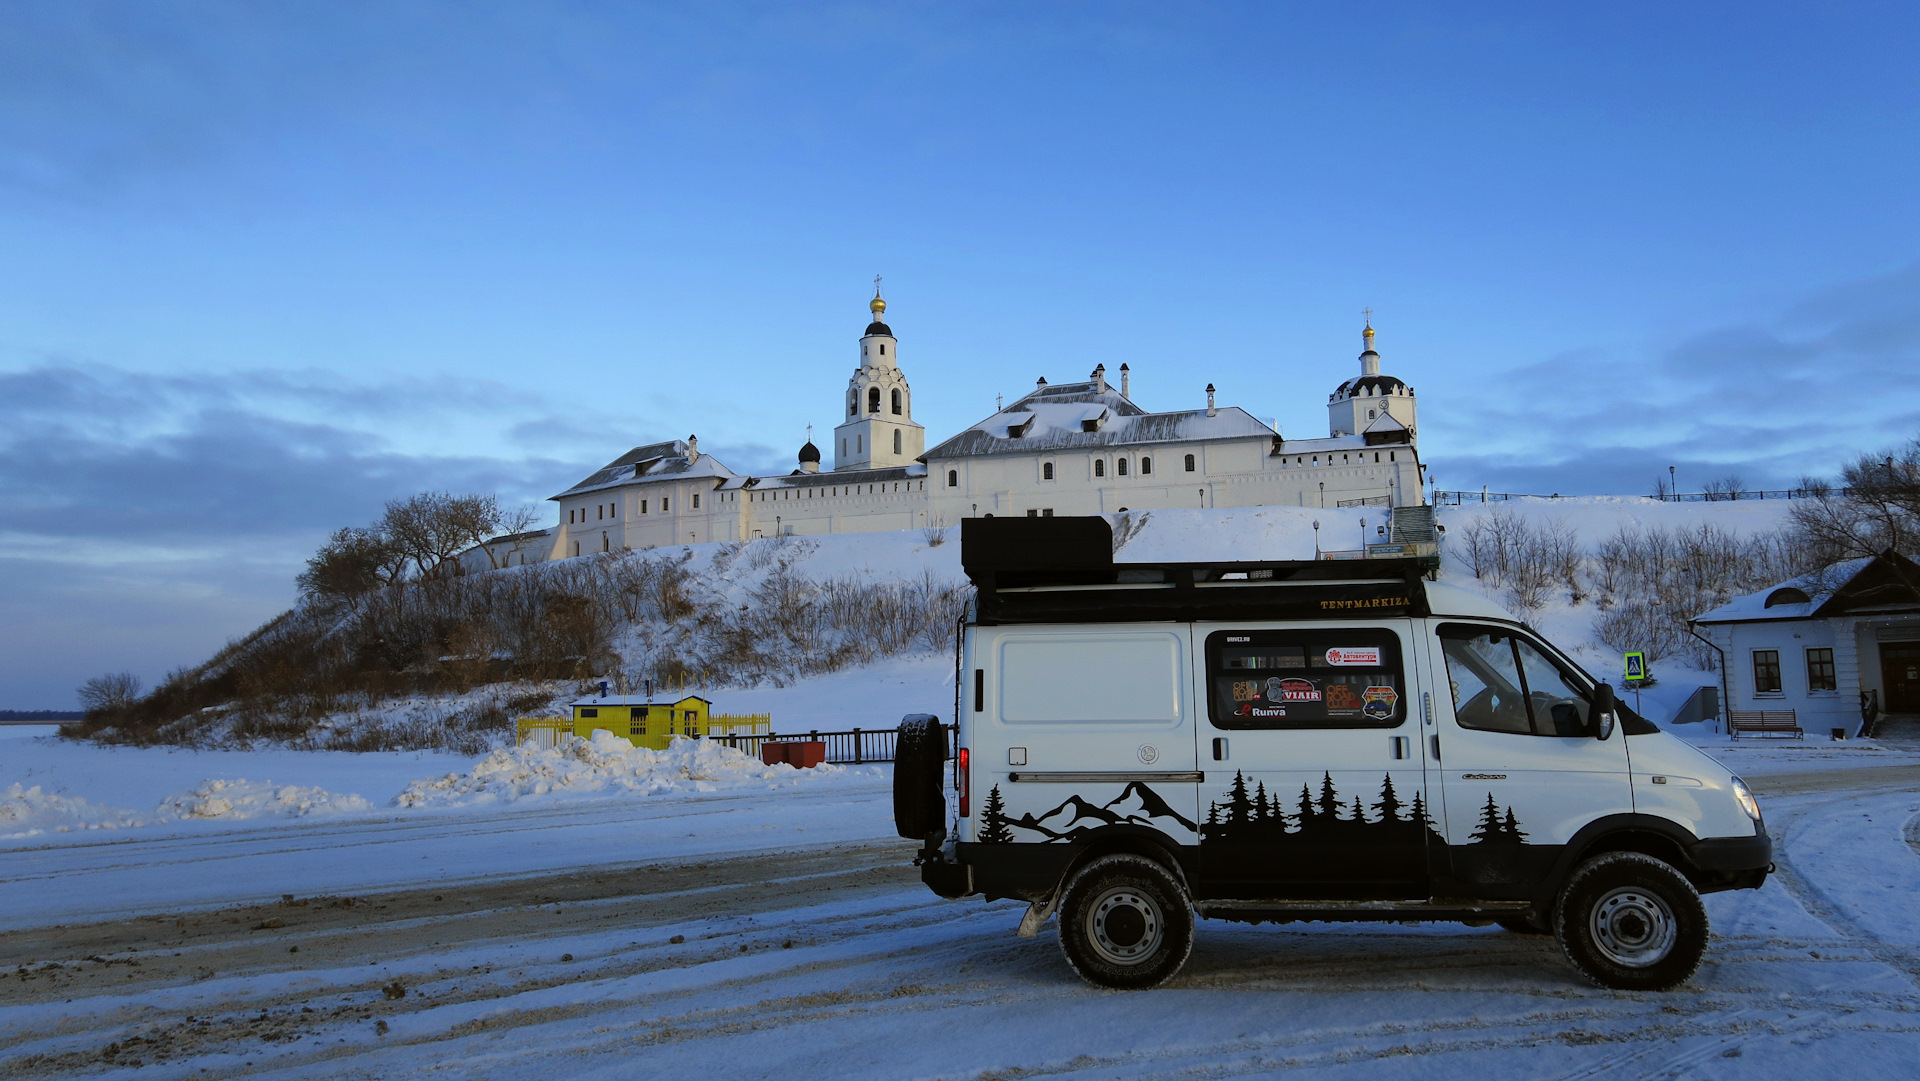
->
[1141,457,1152,475]
[879,343,886,355]
[1184,454,1196,472]
[1043,462,1054,480]
[947,469,958,487]
[1117,458,1128,477]
[848,396,856,416]
[893,429,902,454]
[891,388,902,415]
[1094,460,1105,478]
[868,387,881,413]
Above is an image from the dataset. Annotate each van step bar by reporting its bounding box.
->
[1198,898,1532,923]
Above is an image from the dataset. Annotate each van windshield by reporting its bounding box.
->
[1207,630,1404,729]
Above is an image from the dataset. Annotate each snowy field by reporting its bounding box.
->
[10,499,1920,1078]
[4,724,1920,1079]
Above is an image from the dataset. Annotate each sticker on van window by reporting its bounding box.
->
[1230,680,1262,702]
[1325,647,1382,666]
[1362,685,1399,719]
[1324,684,1363,712]
[1234,704,1288,718]
[1268,677,1320,702]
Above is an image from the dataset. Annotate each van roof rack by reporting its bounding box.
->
[961,516,1436,625]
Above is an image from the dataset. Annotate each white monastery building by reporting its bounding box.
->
[477,292,1427,565]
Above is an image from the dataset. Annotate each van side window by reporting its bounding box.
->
[1205,630,1404,729]
[1438,624,1590,736]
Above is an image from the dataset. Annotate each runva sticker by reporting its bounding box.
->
[1325,647,1382,666]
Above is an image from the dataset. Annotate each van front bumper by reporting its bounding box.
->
[1686,827,1772,891]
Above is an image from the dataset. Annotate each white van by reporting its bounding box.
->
[895,517,1771,991]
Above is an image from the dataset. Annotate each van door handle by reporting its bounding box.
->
[1430,734,1441,763]
[1212,737,1228,761]
[1389,736,1410,760]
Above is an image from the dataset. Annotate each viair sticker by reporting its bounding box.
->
[1325,646,1382,666]
[1362,685,1399,719]
[1268,677,1321,702]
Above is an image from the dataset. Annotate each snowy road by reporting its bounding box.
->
[4,770,1919,1078]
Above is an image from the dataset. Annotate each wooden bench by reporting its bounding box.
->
[1728,710,1803,739]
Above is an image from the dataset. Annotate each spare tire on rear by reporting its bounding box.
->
[893,713,948,840]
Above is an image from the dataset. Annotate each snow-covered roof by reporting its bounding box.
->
[551,439,737,500]
[570,694,712,708]
[925,379,1276,459]
[1691,557,1874,624]
[1364,411,1408,433]
[717,463,927,492]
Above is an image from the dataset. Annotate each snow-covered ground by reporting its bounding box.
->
[2,725,1918,1079]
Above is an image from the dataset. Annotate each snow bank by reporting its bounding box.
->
[393,732,868,808]
[0,782,143,837]
[155,779,374,820]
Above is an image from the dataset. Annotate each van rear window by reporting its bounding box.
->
[1206,630,1404,729]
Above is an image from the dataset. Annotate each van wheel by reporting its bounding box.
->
[892,714,946,840]
[1057,854,1193,990]
[1554,852,1707,991]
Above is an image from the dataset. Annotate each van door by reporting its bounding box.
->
[1425,623,1631,897]
[971,625,1201,852]
[1193,621,1435,900]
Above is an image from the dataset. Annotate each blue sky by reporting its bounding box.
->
[3,2,1917,707]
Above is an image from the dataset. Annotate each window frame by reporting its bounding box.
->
[1203,628,1408,731]
[1437,623,1595,737]
[1184,453,1196,472]
[1805,647,1836,692]
[1752,649,1783,695]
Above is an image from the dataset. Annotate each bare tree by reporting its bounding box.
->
[1788,435,1920,591]
[78,672,143,715]
[1702,474,1746,502]
[298,526,403,600]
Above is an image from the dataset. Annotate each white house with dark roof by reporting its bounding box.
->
[469,293,1426,565]
[1690,551,1920,734]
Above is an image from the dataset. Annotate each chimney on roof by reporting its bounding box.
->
[1036,376,1047,390]
[687,435,699,463]
[1092,364,1107,393]
[1120,363,1130,398]
[1206,383,1217,417]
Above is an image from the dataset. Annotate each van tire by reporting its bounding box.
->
[892,714,946,840]
[1057,854,1193,990]
[1554,852,1707,991]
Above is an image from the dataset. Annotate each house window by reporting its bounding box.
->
[1141,457,1152,475]
[893,429,902,454]
[692,494,700,509]
[948,470,958,487]
[1752,650,1782,694]
[868,387,881,413]
[1184,454,1196,472]
[891,388,902,415]
[1806,647,1836,691]
[1043,462,1054,480]
[1094,459,1105,478]
[1117,458,1129,476]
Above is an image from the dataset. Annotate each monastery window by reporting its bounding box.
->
[1117,458,1129,476]
[849,398,856,417]
[1806,647,1836,691]
[891,388,902,414]
[948,470,958,487]
[1389,452,1396,461]
[868,387,881,413]
[1369,409,1376,420]
[573,541,580,557]
[641,499,648,513]
[692,494,700,509]
[857,435,863,453]
[1141,457,1152,475]
[602,534,609,552]
[880,343,886,355]
[662,497,669,512]
[1094,459,1105,478]
[1184,454,1196,472]
[1043,462,1054,480]
[1027,509,1039,517]
[893,429,902,454]
[1374,452,1380,463]
[1042,508,1054,516]
[597,505,603,520]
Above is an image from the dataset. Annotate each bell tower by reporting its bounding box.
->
[833,280,925,470]
[1327,316,1417,442]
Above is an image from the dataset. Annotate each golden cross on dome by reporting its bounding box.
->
[874,274,883,297]
[1362,306,1373,328]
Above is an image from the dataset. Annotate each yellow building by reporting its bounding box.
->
[525,693,770,752]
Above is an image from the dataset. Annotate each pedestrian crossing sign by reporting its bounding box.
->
[1624,652,1648,681]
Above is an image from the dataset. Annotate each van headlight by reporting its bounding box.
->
[1731,776,1762,824]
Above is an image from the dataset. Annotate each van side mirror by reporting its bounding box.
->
[1589,682,1617,741]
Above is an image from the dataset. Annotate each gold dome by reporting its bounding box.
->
[870,295,887,314]
[1363,324,1375,337]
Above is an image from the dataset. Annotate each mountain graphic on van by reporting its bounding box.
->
[980,781,1198,844]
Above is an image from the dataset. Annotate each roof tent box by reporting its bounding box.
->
[960,515,1434,625]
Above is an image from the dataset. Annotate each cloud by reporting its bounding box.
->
[1426,262,1920,494]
